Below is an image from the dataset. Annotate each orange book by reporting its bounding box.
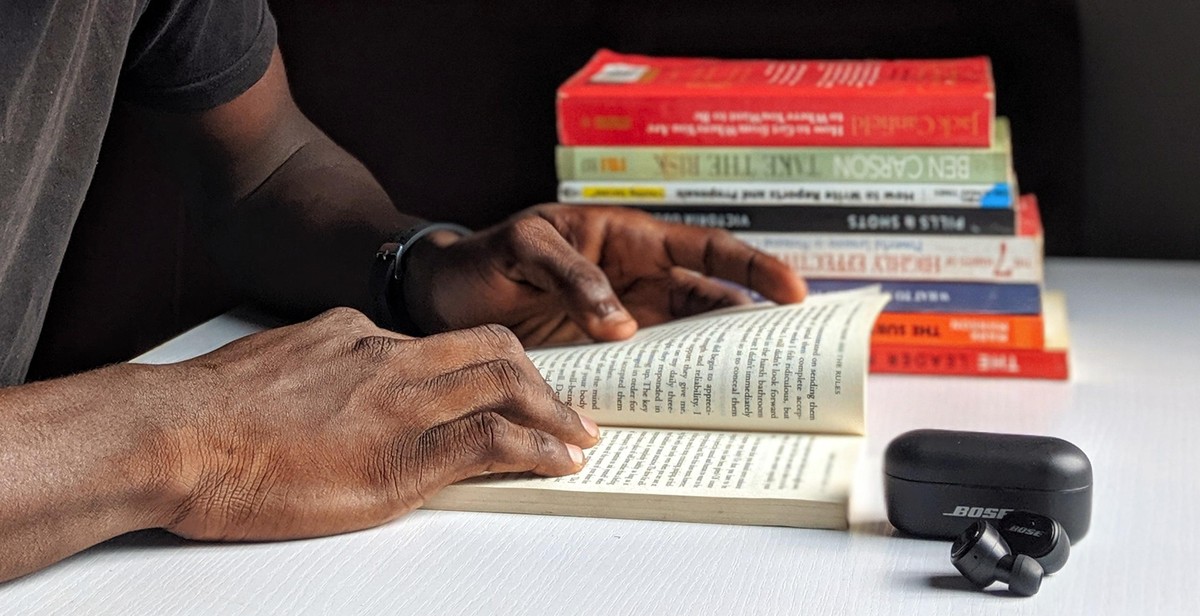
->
[871,312,1045,349]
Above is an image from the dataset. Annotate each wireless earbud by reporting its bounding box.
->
[997,510,1071,575]
[951,521,1044,596]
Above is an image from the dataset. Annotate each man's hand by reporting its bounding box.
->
[170,53,803,341]
[164,308,598,541]
[402,205,808,346]
[0,308,598,581]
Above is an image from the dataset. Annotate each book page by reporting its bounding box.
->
[426,427,861,529]
[527,290,887,435]
[507,427,856,498]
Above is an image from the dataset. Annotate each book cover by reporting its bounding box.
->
[870,292,1069,379]
[556,118,1012,182]
[805,280,1042,314]
[557,50,995,146]
[872,312,1045,349]
[635,204,1017,235]
[736,195,1044,284]
[558,179,1015,208]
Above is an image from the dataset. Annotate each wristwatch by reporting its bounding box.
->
[370,222,471,334]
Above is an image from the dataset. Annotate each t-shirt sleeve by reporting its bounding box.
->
[119,0,277,112]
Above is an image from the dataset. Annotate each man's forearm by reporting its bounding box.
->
[211,135,422,318]
[151,49,426,319]
[0,364,187,583]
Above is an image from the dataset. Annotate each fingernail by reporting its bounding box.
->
[567,443,585,466]
[605,309,635,324]
[598,302,632,322]
[579,414,600,439]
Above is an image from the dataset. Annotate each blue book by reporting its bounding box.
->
[804,280,1042,314]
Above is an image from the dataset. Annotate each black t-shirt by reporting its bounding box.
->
[0,1,276,386]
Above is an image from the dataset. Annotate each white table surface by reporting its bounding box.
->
[3,257,1199,615]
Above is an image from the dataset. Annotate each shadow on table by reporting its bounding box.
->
[850,519,948,543]
[11,530,193,585]
[103,528,190,550]
[926,574,1029,598]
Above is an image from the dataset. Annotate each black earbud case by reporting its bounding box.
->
[884,429,1092,541]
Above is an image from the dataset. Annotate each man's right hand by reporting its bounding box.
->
[157,307,598,542]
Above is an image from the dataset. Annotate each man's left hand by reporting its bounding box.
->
[401,204,807,346]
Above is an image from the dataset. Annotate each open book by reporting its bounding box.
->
[425,290,889,529]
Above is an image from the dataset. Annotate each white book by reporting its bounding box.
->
[425,291,889,529]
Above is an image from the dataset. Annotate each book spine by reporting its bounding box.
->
[735,232,1043,284]
[555,144,1010,184]
[558,181,1014,208]
[557,95,992,147]
[869,345,1069,380]
[635,205,1016,235]
[871,313,1045,349]
[804,280,1042,314]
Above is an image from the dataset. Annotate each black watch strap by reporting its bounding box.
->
[369,222,471,333]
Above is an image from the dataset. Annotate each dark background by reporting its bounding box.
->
[27,0,1200,380]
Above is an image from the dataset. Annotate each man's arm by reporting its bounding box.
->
[0,314,598,583]
[0,364,183,581]
[154,47,807,338]
[149,48,415,318]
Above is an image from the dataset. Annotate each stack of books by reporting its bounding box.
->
[554,50,1069,379]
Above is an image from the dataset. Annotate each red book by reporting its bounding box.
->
[557,50,995,147]
[869,292,1070,380]
[870,346,1069,380]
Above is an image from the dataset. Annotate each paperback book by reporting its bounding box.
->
[871,312,1044,349]
[425,290,889,529]
[735,195,1044,284]
[558,179,1014,208]
[556,118,1012,182]
[805,280,1042,315]
[636,204,1017,235]
[558,50,995,147]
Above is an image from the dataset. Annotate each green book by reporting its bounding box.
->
[557,118,1011,184]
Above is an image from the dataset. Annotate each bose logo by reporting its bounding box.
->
[941,506,1014,519]
[1004,525,1044,537]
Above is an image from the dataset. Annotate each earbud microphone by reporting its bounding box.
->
[996,510,1071,575]
[951,521,1044,596]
